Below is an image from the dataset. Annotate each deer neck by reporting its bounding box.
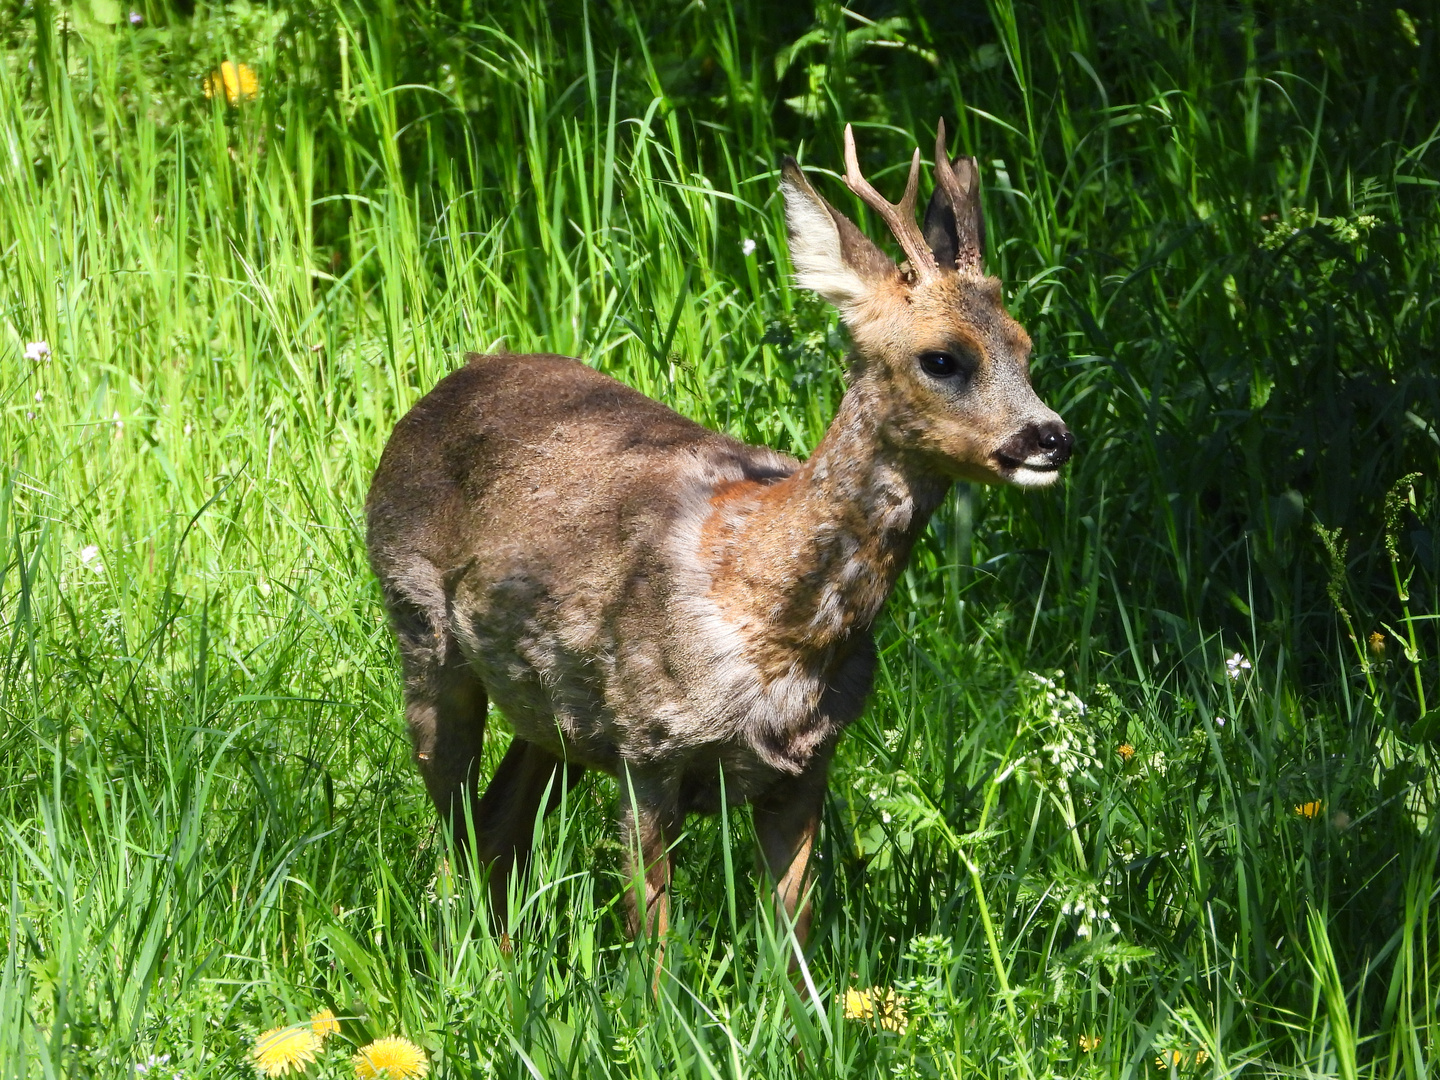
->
[702,380,951,679]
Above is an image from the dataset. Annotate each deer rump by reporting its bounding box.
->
[366,352,870,818]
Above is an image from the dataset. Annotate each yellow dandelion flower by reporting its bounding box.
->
[1153,1048,1208,1070]
[1079,1034,1102,1052]
[1295,800,1323,820]
[310,1009,340,1041]
[841,986,907,1033]
[204,61,260,105]
[252,1025,320,1077]
[1368,631,1386,658]
[352,1036,428,1079]
[1117,743,1135,762]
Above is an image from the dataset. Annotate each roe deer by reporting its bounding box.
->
[366,121,1072,959]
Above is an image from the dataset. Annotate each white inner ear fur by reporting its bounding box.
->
[780,179,872,313]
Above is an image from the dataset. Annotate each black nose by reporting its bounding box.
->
[1036,422,1074,463]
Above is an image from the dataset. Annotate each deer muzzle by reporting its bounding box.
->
[995,416,1074,487]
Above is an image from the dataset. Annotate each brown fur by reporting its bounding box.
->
[365,125,1072,965]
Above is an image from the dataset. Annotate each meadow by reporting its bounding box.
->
[1,0,1437,1076]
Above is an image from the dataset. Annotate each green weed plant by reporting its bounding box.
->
[1,1,1437,1077]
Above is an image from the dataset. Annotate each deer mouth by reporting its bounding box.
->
[993,420,1073,487]
[994,454,1064,487]
[1008,461,1064,487]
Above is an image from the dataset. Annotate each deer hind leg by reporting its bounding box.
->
[391,590,492,850]
[473,738,585,934]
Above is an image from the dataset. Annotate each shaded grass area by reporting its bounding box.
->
[1,0,1438,1076]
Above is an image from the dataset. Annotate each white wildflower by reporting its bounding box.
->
[79,545,105,575]
[24,340,50,362]
[424,857,458,910]
[1061,888,1118,939]
[741,238,757,256]
[1029,671,1093,778]
[1225,652,1252,679]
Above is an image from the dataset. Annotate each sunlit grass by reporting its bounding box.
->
[1,1,1437,1078]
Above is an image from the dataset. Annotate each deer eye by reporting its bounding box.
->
[918,351,965,379]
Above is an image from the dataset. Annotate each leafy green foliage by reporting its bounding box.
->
[1,1,1437,1077]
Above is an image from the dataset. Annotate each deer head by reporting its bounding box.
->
[779,121,1072,487]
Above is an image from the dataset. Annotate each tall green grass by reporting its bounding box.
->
[1,1,1437,1076]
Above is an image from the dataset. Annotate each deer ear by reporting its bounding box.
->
[780,157,895,311]
[924,154,985,272]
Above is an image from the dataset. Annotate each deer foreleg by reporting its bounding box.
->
[754,768,829,952]
[619,770,679,985]
[475,738,585,942]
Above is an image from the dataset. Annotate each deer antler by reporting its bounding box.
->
[930,119,965,214]
[930,118,984,273]
[843,124,936,280]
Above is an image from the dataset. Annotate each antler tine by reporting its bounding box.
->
[931,117,984,273]
[843,124,936,278]
[930,117,967,230]
[933,118,959,195]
